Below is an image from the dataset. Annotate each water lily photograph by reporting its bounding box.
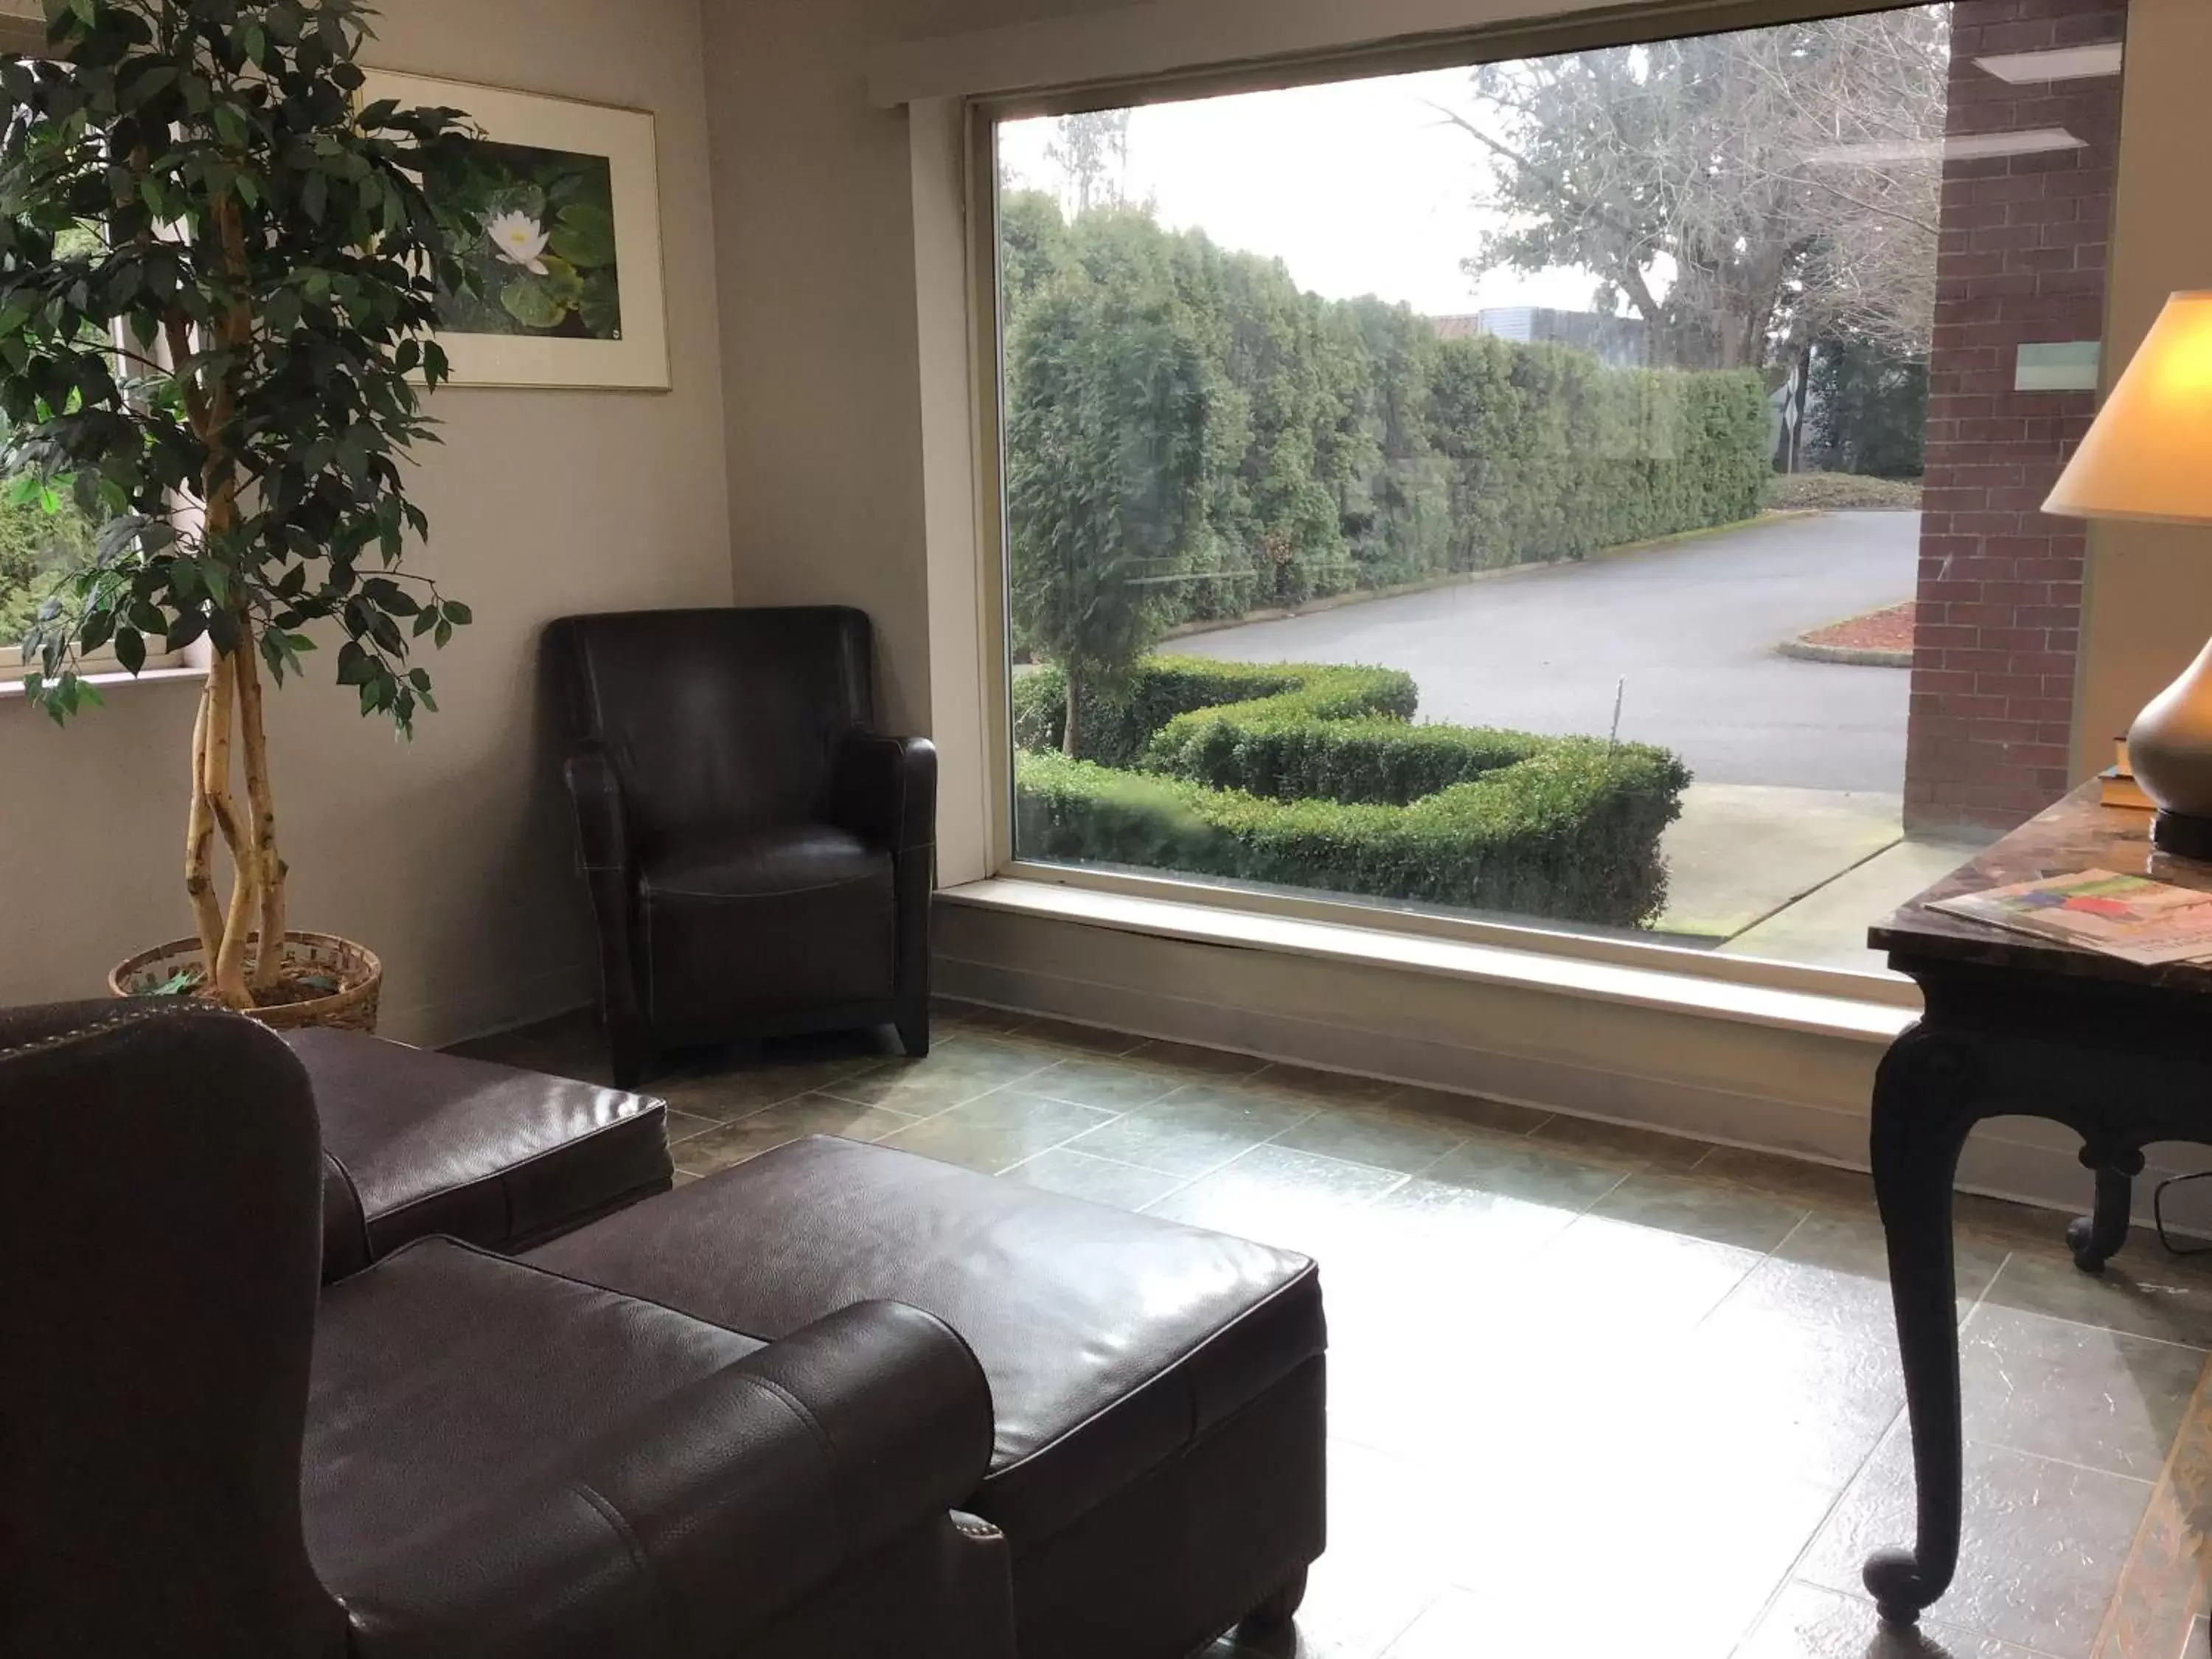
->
[356,70,670,390]
[442,141,625,341]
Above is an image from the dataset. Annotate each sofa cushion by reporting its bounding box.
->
[636,829,895,1033]
[526,1135,1326,1546]
[288,1029,671,1281]
[305,1238,762,1585]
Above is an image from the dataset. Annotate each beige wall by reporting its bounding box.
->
[0,0,732,1045]
[2074,0,2212,776]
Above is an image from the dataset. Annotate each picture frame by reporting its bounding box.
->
[358,70,670,392]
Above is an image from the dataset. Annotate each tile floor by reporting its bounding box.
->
[455,1003,2212,1659]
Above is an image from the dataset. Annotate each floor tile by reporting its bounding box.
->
[655,1052,891,1120]
[1587,1169,1812,1253]
[1983,1250,2212,1352]
[996,1148,1189,1211]
[1799,1426,2155,1655]
[1737,1583,2047,1659]
[1271,1101,1474,1175]
[1775,1208,2011,1302]
[1673,1245,1913,1487]
[669,1093,917,1176]
[873,1089,1114,1175]
[1064,1082,1319,1178]
[1016,1055,1180,1112]
[1958,1304,2205,1480]
[1525,1210,1770,1344]
[1695,1144,1881,1213]
[817,1036,1054,1115]
[1146,1144,1408,1254]
[1387,1452,1838,1659]
[662,1109,717,1146]
[1418,1133,1632,1211]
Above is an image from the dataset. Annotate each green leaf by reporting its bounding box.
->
[114,628,145,674]
[498,276,567,331]
[549,203,616,271]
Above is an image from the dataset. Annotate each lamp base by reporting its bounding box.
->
[2153,810,2212,862]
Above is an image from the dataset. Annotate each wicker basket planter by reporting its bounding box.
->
[108,931,383,1034]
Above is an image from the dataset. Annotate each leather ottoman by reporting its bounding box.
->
[529,1135,1327,1659]
[288,1030,672,1282]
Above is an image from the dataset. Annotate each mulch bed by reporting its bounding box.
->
[1802,601,1915,653]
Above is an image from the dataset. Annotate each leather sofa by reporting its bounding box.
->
[4,1002,1327,1659]
[548,608,936,1086]
[3,1003,1014,1658]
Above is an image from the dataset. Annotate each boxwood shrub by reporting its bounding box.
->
[1015,738,1690,925]
[1011,653,1691,926]
[1012,657,1416,767]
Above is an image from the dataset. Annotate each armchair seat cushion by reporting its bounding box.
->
[288,1029,672,1283]
[641,824,886,902]
[639,829,895,1036]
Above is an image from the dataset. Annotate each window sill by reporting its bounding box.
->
[937,876,1916,1046]
[0,664,201,700]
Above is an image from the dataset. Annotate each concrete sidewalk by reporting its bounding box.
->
[1655,785,1908,942]
[1654,783,1987,971]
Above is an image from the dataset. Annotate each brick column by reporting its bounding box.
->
[1904,0,2126,834]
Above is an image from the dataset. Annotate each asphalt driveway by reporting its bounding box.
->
[1172,510,1919,792]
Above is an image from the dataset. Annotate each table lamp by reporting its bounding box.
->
[2046,290,2212,858]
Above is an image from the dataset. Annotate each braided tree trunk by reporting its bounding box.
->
[178,197,288,1011]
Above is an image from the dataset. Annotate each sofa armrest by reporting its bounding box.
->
[563,742,630,875]
[344,1300,995,1658]
[831,730,937,855]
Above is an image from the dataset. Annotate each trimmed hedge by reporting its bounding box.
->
[1015,740,1688,925]
[1012,654,1692,927]
[1012,657,1416,768]
[1146,711,1546,806]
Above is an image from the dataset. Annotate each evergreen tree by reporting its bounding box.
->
[1006,251,1215,757]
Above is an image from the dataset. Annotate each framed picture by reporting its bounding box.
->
[358,71,670,392]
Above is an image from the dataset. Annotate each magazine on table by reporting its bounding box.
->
[1929,869,2212,965]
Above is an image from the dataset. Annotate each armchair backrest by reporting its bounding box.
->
[0,1002,341,1658]
[548,607,878,846]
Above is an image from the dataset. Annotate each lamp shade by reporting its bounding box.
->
[2045,291,2212,525]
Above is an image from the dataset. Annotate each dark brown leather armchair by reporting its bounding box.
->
[0,1002,1015,1659]
[547,608,936,1086]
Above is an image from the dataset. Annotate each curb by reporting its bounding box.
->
[1779,639,1911,669]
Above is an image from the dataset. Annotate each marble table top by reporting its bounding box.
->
[1872,783,2212,988]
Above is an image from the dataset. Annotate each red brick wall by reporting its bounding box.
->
[1904,0,2126,833]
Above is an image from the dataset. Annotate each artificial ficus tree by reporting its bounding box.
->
[0,0,484,1009]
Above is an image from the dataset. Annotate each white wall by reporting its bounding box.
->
[0,0,734,1046]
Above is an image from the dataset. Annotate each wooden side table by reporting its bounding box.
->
[1863,783,2212,1624]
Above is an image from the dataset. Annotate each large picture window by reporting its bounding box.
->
[991,0,2126,978]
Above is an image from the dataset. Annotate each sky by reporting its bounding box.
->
[997,66,1613,320]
